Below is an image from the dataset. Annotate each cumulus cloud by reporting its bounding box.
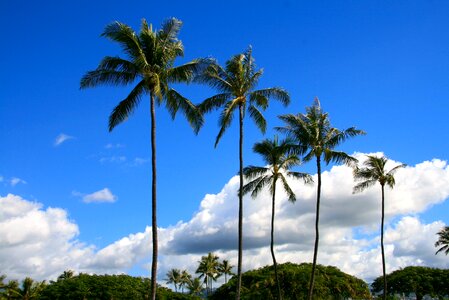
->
[2,154,449,285]
[82,188,117,203]
[54,133,74,146]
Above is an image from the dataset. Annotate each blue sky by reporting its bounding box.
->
[1,0,449,284]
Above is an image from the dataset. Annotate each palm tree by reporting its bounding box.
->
[353,155,405,300]
[196,252,220,296]
[242,136,312,300]
[277,98,365,300]
[187,277,203,296]
[179,270,192,293]
[80,18,207,300]
[218,259,235,284]
[8,277,45,300]
[166,268,182,292]
[435,226,449,255]
[196,47,290,299]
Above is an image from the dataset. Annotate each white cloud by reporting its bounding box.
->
[105,143,125,149]
[54,133,74,146]
[10,177,26,187]
[2,154,449,286]
[0,176,3,182]
[82,188,117,203]
[99,156,127,163]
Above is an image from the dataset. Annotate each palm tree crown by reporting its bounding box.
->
[80,18,206,132]
[435,226,449,255]
[166,268,182,292]
[196,47,290,146]
[196,252,220,296]
[277,98,364,165]
[242,136,312,202]
[353,155,405,192]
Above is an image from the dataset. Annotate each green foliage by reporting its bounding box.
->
[372,266,449,300]
[37,273,199,300]
[210,263,370,300]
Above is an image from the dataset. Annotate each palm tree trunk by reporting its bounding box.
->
[381,184,387,300]
[271,179,282,300]
[236,103,244,300]
[150,93,158,300]
[308,156,321,300]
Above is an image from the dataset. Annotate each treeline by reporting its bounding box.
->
[210,262,371,300]
[372,266,449,300]
[0,271,198,300]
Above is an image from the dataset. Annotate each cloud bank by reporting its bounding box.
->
[1,153,449,284]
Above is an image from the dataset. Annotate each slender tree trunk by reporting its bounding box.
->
[308,156,321,300]
[236,103,244,300]
[271,179,282,300]
[381,184,387,300]
[150,93,158,300]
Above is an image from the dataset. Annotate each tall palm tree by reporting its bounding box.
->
[277,98,365,300]
[242,136,312,300]
[353,155,405,300]
[166,268,182,292]
[196,252,220,296]
[196,48,290,299]
[80,18,207,300]
[435,226,449,255]
[218,259,235,284]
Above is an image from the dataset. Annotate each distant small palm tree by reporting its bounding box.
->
[196,252,220,296]
[9,277,45,300]
[353,155,405,300]
[435,226,449,255]
[218,260,235,284]
[187,277,203,296]
[196,48,290,300]
[277,98,365,300]
[242,136,312,300]
[166,268,182,292]
[57,270,74,281]
[179,270,192,293]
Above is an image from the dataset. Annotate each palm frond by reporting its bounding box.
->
[166,89,204,134]
[250,88,290,107]
[159,18,183,42]
[279,174,296,202]
[80,69,137,89]
[248,105,267,134]
[288,171,313,184]
[193,63,232,92]
[242,166,269,180]
[353,179,377,194]
[198,93,233,114]
[324,150,357,166]
[101,21,147,65]
[108,80,146,131]
[215,99,239,147]
[168,58,212,84]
